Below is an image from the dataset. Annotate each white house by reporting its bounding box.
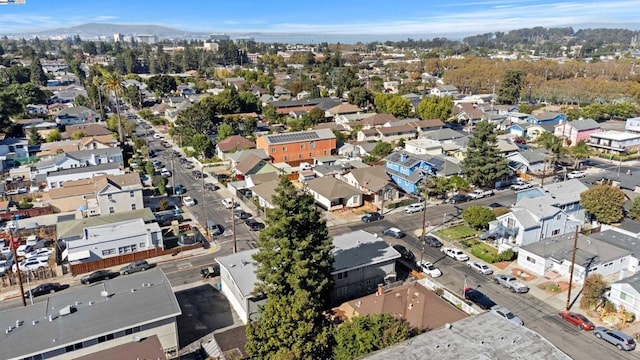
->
[305,176,363,211]
[589,130,640,154]
[404,138,443,156]
[626,117,640,134]
[0,138,30,159]
[46,163,123,189]
[37,148,124,175]
[517,232,632,285]
[609,272,640,320]
[515,179,588,224]
[430,85,459,97]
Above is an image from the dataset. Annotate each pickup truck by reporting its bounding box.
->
[493,274,529,293]
[510,182,533,191]
[468,189,494,199]
[440,247,469,261]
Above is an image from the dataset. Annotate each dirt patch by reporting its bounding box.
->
[537,280,572,295]
[493,261,512,270]
[511,267,538,282]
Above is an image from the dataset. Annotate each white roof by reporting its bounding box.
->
[591,130,640,141]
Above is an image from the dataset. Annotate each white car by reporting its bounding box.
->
[183,196,196,207]
[12,258,48,272]
[418,260,442,278]
[222,198,238,209]
[567,170,586,179]
[467,260,493,275]
[441,247,469,261]
[160,168,172,177]
[153,133,162,139]
[25,248,53,261]
[492,306,524,326]
[468,189,494,199]
[16,244,33,257]
[404,203,425,213]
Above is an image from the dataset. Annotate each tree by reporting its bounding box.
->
[102,71,125,145]
[628,197,640,222]
[146,74,177,95]
[332,314,411,360]
[145,161,155,176]
[370,141,393,158]
[497,70,523,104]
[191,133,213,158]
[535,131,564,165]
[580,185,626,224]
[374,93,411,118]
[27,126,43,146]
[461,121,509,188]
[45,129,61,142]
[348,87,372,108]
[74,94,89,107]
[70,131,86,140]
[30,57,47,86]
[247,177,334,359]
[568,140,592,168]
[416,96,453,121]
[462,205,496,229]
[579,274,609,310]
[307,107,326,125]
[217,123,234,141]
[138,108,154,122]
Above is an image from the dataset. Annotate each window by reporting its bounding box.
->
[552,229,560,236]
[102,249,116,256]
[129,191,135,197]
[323,150,328,155]
[271,148,276,153]
[310,141,316,148]
[299,154,303,159]
[556,214,562,220]
[109,207,115,214]
[131,204,137,210]
[118,245,137,254]
[107,194,113,201]
[309,152,313,157]
[507,218,516,228]
[337,272,348,279]
[140,242,146,248]
[284,156,288,161]
[526,256,536,264]
[620,292,629,301]
[300,144,305,149]
[97,334,115,343]
[65,343,83,353]
[282,146,287,152]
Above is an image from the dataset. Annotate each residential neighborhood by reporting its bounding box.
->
[1,10,640,360]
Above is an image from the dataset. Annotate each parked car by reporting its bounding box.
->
[81,270,117,285]
[208,221,225,236]
[204,183,218,191]
[24,248,53,261]
[361,212,383,223]
[567,170,586,179]
[192,170,203,179]
[559,310,595,330]
[493,274,529,293]
[468,189,494,199]
[418,235,442,248]
[418,260,442,278]
[24,282,62,298]
[467,260,493,275]
[510,182,533,191]
[174,184,186,195]
[12,258,48,272]
[245,218,265,231]
[449,194,470,204]
[464,287,497,310]
[183,196,196,207]
[392,244,415,261]
[404,203,425,214]
[16,244,33,257]
[213,173,229,180]
[441,247,469,261]
[491,306,524,326]
[200,265,220,279]
[593,327,636,351]
[382,227,406,239]
[119,260,152,275]
[160,168,172,177]
[222,198,237,209]
[234,210,252,220]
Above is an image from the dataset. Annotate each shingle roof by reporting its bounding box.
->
[332,230,401,272]
[561,118,600,131]
[217,135,256,152]
[423,128,466,141]
[235,153,266,175]
[377,124,417,135]
[250,179,280,206]
[45,162,122,177]
[348,166,390,192]
[328,103,361,115]
[56,208,156,240]
[306,176,362,200]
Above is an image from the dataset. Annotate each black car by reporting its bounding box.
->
[213,173,229,180]
[192,170,203,179]
[245,218,266,231]
[25,282,62,298]
[464,287,497,310]
[119,260,152,275]
[81,270,117,285]
[234,210,253,220]
[392,244,415,261]
[204,183,219,191]
[361,212,382,223]
[450,194,471,204]
[209,223,225,236]
[418,235,442,247]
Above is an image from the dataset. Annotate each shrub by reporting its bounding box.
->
[462,206,496,230]
[498,249,516,261]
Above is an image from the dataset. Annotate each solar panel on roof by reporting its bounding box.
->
[268,132,320,144]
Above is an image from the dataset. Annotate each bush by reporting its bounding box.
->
[462,206,496,230]
[498,249,516,261]
[17,200,34,209]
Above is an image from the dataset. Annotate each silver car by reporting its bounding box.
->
[491,306,523,326]
[593,327,636,351]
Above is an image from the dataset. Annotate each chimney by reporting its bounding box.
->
[400,153,408,162]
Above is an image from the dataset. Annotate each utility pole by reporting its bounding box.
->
[201,167,210,240]
[420,176,429,263]
[566,226,580,310]
[9,228,27,307]
[232,198,237,253]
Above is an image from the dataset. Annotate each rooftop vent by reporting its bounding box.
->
[100,290,109,298]
[131,288,136,293]
[445,323,452,330]
[15,320,23,327]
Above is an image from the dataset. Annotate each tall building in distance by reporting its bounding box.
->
[209,33,230,42]
[136,34,157,44]
[113,33,123,42]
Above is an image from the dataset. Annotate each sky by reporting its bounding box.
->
[1,0,640,37]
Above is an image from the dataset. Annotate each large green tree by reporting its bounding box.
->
[247,177,334,360]
[374,93,411,118]
[580,185,626,224]
[497,70,523,105]
[416,96,453,120]
[332,314,411,360]
[628,197,640,222]
[462,205,496,230]
[461,121,509,188]
[30,56,48,86]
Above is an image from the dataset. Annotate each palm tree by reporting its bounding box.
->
[92,75,104,121]
[569,140,593,168]
[102,71,125,145]
[535,132,565,166]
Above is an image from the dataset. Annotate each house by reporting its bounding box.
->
[272,85,292,99]
[306,176,363,210]
[357,113,398,129]
[46,163,124,189]
[626,117,640,134]
[404,138,443,156]
[250,179,280,209]
[361,312,571,360]
[588,130,640,154]
[335,282,467,331]
[338,141,376,158]
[383,81,400,93]
[357,124,417,143]
[590,230,640,273]
[430,85,459,97]
[216,230,401,323]
[224,77,246,90]
[609,271,640,320]
[384,151,433,194]
[515,179,588,223]
[256,128,337,164]
[235,153,279,177]
[216,135,256,160]
[422,128,466,142]
[26,104,49,116]
[327,103,361,117]
[517,232,632,284]
[410,119,445,133]
[55,106,100,125]
[57,208,160,263]
[506,112,537,125]
[95,173,144,215]
[80,134,118,150]
[337,165,396,206]
[0,138,29,159]
[334,113,376,127]
[506,148,548,173]
[554,118,602,146]
[453,103,486,124]
[47,103,69,117]
[62,123,112,140]
[488,197,582,248]
[0,268,180,360]
[495,138,520,156]
[37,148,124,176]
[530,111,566,125]
[43,178,99,213]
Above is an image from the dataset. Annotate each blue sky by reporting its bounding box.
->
[1,0,640,36]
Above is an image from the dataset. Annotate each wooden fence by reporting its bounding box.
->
[0,205,55,221]
[69,242,204,275]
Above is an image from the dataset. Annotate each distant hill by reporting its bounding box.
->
[8,22,208,39]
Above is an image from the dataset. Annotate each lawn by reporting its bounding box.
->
[435,225,480,242]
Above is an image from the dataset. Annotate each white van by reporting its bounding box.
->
[222,198,237,209]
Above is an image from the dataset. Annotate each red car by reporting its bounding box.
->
[559,311,595,330]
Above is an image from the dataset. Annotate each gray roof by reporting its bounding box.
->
[0,268,180,360]
[228,148,269,163]
[514,197,561,220]
[509,209,541,229]
[306,176,362,199]
[362,311,571,360]
[517,148,547,164]
[56,105,95,117]
[614,271,640,293]
[588,230,640,255]
[332,230,400,273]
[564,118,600,131]
[423,128,466,141]
[521,232,631,267]
[57,208,156,240]
[216,248,260,297]
[45,162,121,177]
[540,179,588,206]
[66,147,123,160]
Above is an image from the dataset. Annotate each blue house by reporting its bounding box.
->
[384,151,433,194]
[507,123,528,137]
[528,112,566,125]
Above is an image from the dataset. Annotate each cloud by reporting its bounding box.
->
[91,15,119,22]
